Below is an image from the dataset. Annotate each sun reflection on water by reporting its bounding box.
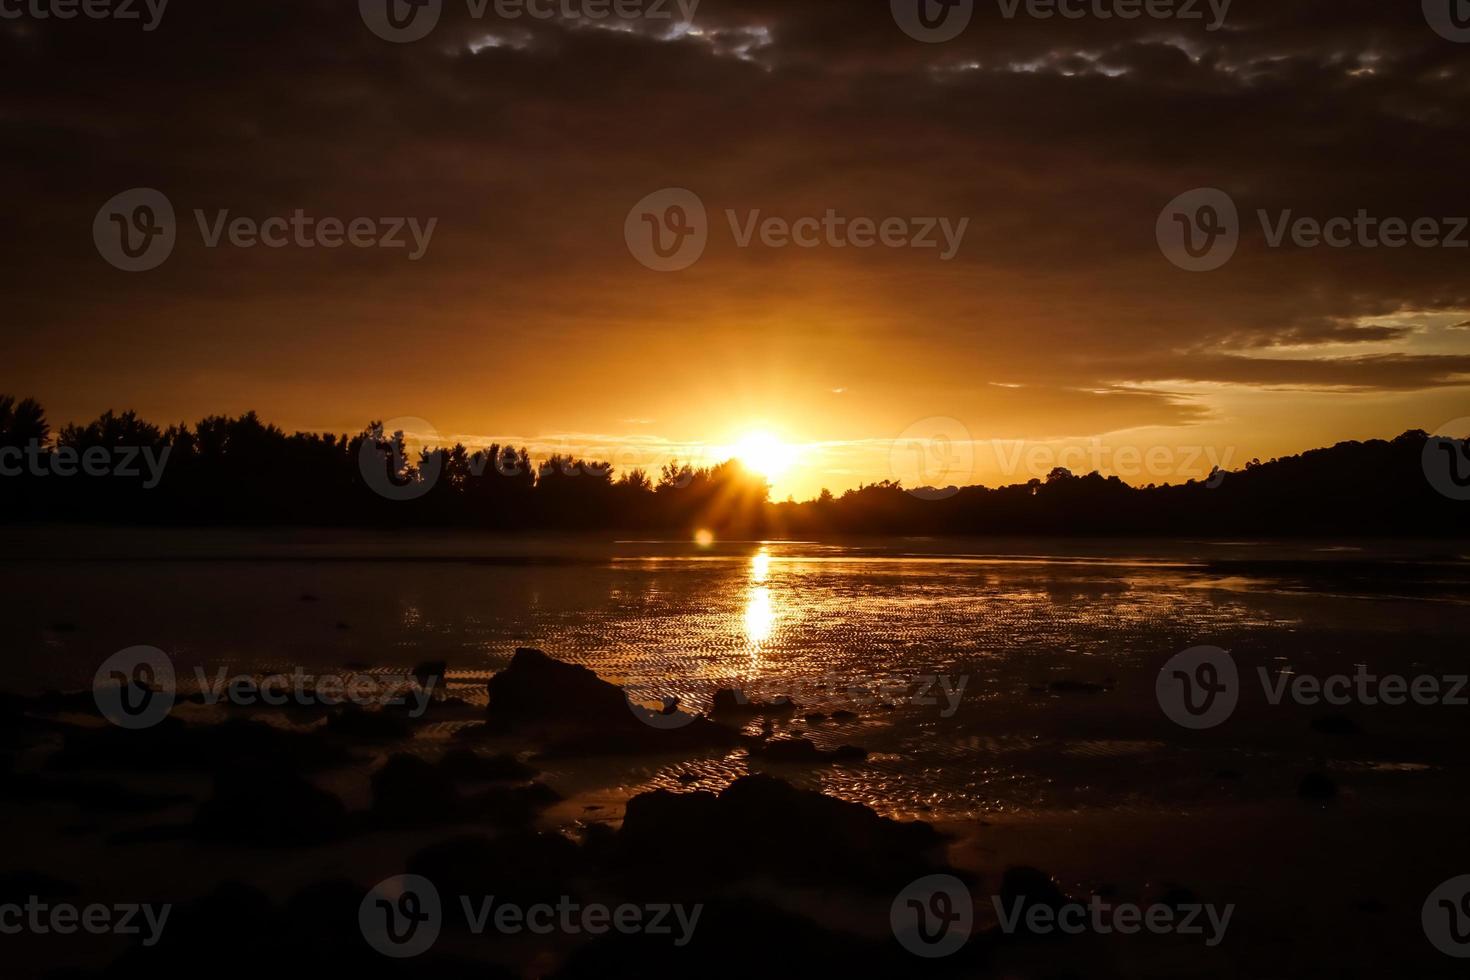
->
[744,586,776,645]
[743,548,777,647]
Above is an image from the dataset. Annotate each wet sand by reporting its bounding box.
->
[3,529,1469,976]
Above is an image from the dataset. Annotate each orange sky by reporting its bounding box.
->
[5,2,1469,500]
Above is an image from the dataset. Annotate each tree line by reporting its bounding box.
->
[1,395,1465,536]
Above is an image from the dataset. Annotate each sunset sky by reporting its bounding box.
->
[5,0,1469,499]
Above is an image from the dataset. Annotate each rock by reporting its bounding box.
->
[1298,772,1338,800]
[325,704,413,739]
[439,748,538,782]
[413,659,448,694]
[1156,884,1200,911]
[283,878,372,959]
[1310,714,1361,735]
[486,648,628,728]
[711,688,798,717]
[411,696,483,725]
[0,870,79,905]
[372,752,557,829]
[26,689,100,715]
[467,782,561,826]
[830,710,859,722]
[748,738,868,764]
[408,831,584,916]
[107,880,507,978]
[617,773,949,891]
[372,754,460,827]
[999,866,1070,935]
[1048,679,1109,694]
[556,897,917,978]
[803,712,828,723]
[50,717,353,774]
[194,767,348,846]
[483,648,741,755]
[7,772,190,813]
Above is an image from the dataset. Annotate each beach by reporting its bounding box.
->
[3,529,1470,976]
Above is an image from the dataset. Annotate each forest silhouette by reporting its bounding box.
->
[1,395,1465,536]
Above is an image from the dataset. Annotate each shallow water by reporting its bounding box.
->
[5,529,1469,821]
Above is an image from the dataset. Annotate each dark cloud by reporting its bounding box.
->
[2,0,1468,463]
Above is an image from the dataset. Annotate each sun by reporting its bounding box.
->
[731,431,797,481]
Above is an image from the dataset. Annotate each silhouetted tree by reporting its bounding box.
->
[1,394,1465,535]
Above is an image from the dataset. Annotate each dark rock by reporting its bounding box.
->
[556,897,925,978]
[372,754,460,828]
[440,748,538,782]
[372,752,557,829]
[106,880,507,978]
[617,773,949,891]
[1298,772,1338,800]
[194,767,348,846]
[1048,679,1109,694]
[50,717,353,774]
[408,831,584,916]
[283,878,369,958]
[999,866,1070,936]
[1310,714,1361,735]
[486,648,627,728]
[830,710,859,722]
[711,688,798,716]
[748,738,869,764]
[413,659,448,694]
[1156,884,1201,911]
[484,648,741,755]
[467,782,561,826]
[7,772,190,813]
[28,688,105,716]
[325,704,413,740]
[0,870,79,904]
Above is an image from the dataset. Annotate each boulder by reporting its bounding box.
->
[617,773,949,891]
[194,768,348,846]
[748,738,868,764]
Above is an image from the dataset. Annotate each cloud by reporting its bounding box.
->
[2,0,1468,484]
